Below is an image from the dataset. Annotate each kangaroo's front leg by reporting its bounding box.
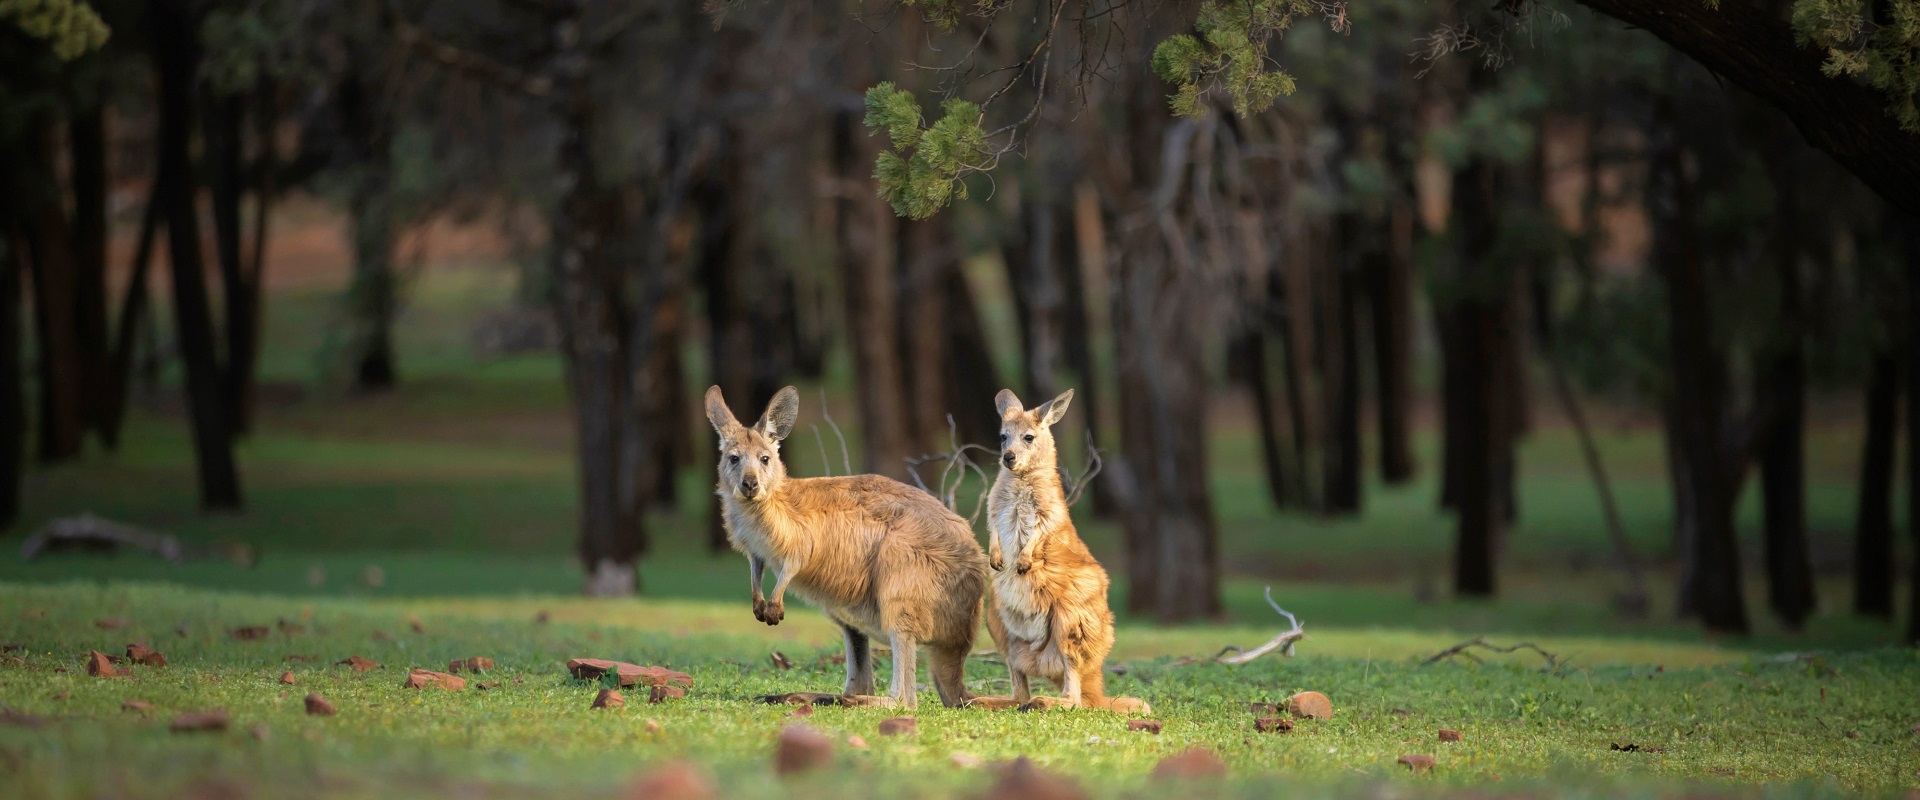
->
[763,556,802,626]
[748,553,768,622]
[841,624,874,696]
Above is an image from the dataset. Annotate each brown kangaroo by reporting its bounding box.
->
[975,388,1149,713]
[705,385,987,709]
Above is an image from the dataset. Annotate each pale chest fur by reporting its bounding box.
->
[989,475,1054,644]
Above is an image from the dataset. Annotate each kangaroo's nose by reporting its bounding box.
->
[1002,452,1016,467]
[741,478,759,497]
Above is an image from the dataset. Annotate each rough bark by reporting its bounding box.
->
[1322,214,1363,515]
[205,92,259,431]
[1571,0,1920,218]
[69,106,111,440]
[23,125,85,464]
[0,182,22,528]
[340,69,397,391]
[152,0,243,510]
[897,216,952,448]
[1904,213,1920,645]
[1442,152,1506,598]
[941,264,1003,449]
[1852,354,1898,619]
[1756,163,1815,630]
[102,189,161,451]
[1369,207,1417,484]
[832,111,911,477]
[697,149,757,550]
[1005,199,1064,401]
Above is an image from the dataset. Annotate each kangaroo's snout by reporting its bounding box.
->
[740,477,760,498]
[1002,451,1016,468]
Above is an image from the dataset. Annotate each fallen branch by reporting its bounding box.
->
[1421,637,1565,672]
[905,414,995,525]
[1215,586,1306,664]
[1058,440,1103,508]
[19,514,256,567]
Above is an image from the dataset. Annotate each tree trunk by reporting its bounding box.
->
[1442,151,1506,597]
[1903,212,1920,645]
[1321,215,1363,515]
[340,70,397,392]
[1238,324,1295,510]
[23,126,85,464]
[205,92,258,432]
[1369,206,1417,484]
[942,263,1003,449]
[897,216,952,448]
[545,0,643,595]
[833,111,910,477]
[1005,199,1064,401]
[0,187,22,528]
[697,149,757,550]
[69,106,111,441]
[1756,176,1815,630]
[1652,96,1746,634]
[152,0,243,510]
[1852,354,1898,619]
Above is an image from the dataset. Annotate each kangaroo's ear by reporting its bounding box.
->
[994,389,1023,420]
[757,386,800,442]
[705,386,740,438]
[1037,388,1074,427]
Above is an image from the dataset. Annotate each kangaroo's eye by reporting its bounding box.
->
[1023,434,1035,443]
[760,455,770,465]
[728,455,740,464]
[999,433,1007,442]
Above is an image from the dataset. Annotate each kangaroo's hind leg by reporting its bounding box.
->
[842,624,875,697]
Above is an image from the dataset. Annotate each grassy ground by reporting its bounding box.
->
[4,582,1917,799]
[5,233,1918,797]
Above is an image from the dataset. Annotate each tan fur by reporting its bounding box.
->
[975,388,1149,714]
[705,385,986,710]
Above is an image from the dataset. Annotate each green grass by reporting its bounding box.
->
[3,582,1916,799]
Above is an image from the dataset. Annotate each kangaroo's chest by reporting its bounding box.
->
[993,571,1051,643]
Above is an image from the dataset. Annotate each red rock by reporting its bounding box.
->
[847,735,869,749]
[1152,746,1227,780]
[126,644,167,667]
[790,704,813,717]
[566,658,693,688]
[170,710,230,732]
[231,626,269,641]
[448,657,494,673]
[1286,691,1333,720]
[1438,728,1462,743]
[337,656,380,671]
[403,668,465,690]
[986,756,1089,799]
[1255,717,1294,733]
[593,689,626,709]
[773,724,834,776]
[122,700,156,713]
[649,684,686,703]
[877,717,917,736]
[644,719,663,735]
[85,650,123,678]
[279,671,297,685]
[1398,754,1436,773]
[304,694,335,716]
[623,760,714,800]
[1128,719,1163,734]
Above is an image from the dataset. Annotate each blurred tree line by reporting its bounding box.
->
[2,0,1916,641]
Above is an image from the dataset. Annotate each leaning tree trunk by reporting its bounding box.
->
[102,189,161,451]
[23,125,85,464]
[1755,156,1815,630]
[205,92,259,432]
[152,0,243,510]
[1853,353,1898,619]
[1903,211,1920,646]
[0,182,23,528]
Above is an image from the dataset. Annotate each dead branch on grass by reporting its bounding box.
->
[1421,637,1566,672]
[1214,586,1306,663]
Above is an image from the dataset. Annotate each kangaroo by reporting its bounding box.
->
[705,385,987,710]
[974,388,1149,713]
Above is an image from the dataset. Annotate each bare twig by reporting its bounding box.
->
[1215,587,1306,664]
[818,388,852,476]
[1058,441,1104,507]
[904,414,996,524]
[811,424,833,478]
[1421,637,1565,672]
[387,1,552,97]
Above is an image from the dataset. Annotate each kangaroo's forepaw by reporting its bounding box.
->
[1107,696,1153,715]
[990,555,1004,572]
[1015,557,1033,575]
[965,695,1022,711]
[1019,696,1077,712]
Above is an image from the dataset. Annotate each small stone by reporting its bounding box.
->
[773,724,835,776]
[1398,754,1436,774]
[408,619,425,634]
[987,756,1090,798]
[170,710,231,732]
[304,694,335,716]
[86,650,123,678]
[279,671,297,685]
[1255,717,1294,733]
[622,760,714,800]
[645,719,663,735]
[949,752,984,769]
[877,717,917,736]
[448,657,494,674]
[126,644,167,667]
[649,684,686,703]
[1438,728,1462,743]
[790,704,813,717]
[1247,702,1278,715]
[593,689,626,709]
[566,658,694,689]
[1129,719,1163,734]
[477,681,501,690]
[338,656,380,671]
[1286,691,1333,720]
[402,668,465,690]
[847,735,869,749]
[1151,746,1227,780]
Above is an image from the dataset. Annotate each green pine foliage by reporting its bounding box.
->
[1,0,108,60]
[863,82,990,220]
[1792,0,1920,132]
[1151,1,1331,118]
